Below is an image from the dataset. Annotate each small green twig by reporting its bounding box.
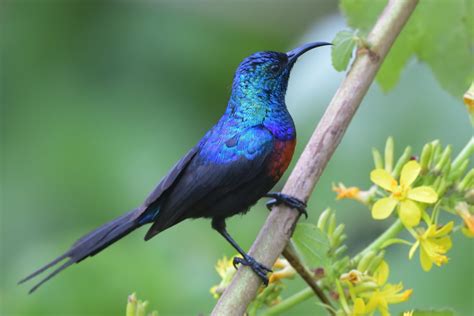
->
[282,242,335,315]
[260,287,313,316]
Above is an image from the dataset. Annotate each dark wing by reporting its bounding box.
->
[145,125,275,238]
[135,146,199,218]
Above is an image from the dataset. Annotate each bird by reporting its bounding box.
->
[19,41,331,293]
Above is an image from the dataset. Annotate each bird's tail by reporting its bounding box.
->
[19,209,141,293]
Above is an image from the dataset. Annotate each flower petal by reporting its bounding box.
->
[400,160,421,186]
[407,186,438,204]
[386,288,413,304]
[408,241,419,259]
[436,236,453,252]
[370,169,397,191]
[372,197,398,220]
[420,246,433,271]
[374,260,389,286]
[432,221,454,237]
[353,298,366,314]
[398,200,421,227]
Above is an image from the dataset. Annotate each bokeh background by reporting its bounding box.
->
[1,1,472,315]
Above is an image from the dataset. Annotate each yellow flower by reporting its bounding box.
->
[403,311,414,316]
[409,222,454,271]
[348,261,412,316]
[210,256,236,299]
[456,202,474,238]
[370,160,438,227]
[333,183,361,199]
[332,183,373,204]
[352,284,412,316]
[268,258,295,283]
[357,283,412,316]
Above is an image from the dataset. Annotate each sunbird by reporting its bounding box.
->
[20,41,331,293]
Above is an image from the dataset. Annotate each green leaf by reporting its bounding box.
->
[406,309,455,316]
[291,223,331,268]
[340,0,474,98]
[331,30,357,71]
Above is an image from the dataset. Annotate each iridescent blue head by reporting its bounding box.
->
[230,42,332,106]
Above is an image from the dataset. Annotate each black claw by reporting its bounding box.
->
[233,256,272,286]
[265,192,308,218]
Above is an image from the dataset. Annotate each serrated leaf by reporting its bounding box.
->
[291,223,331,269]
[341,0,474,98]
[331,30,357,71]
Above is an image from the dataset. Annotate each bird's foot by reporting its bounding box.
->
[265,192,308,218]
[233,255,272,286]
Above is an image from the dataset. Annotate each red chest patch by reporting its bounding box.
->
[267,139,296,180]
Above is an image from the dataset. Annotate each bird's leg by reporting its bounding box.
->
[264,192,308,218]
[211,218,272,286]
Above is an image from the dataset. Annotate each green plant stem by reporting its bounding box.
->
[352,219,404,263]
[261,287,313,316]
[452,137,474,171]
[263,219,404,315]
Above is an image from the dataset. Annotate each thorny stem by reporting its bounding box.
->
[211,0,419,315]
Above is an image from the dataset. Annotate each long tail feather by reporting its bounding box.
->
[19,209,141,293]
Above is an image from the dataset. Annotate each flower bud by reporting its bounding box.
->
[437,178,449,196]
[434,145,452,172]
[458,169,474,191]
[419,143,433,171]
[449,159,469,181]
[317,208,331,231]
[385,137,394,173]
[393,146,412,179]
[367,251,385,274]
[357,251,376,272]
[372,148,383,169]
[331,224,346,247]
[328,213,337,236]
[353,280,379,294]
[136,300,149,316]
[334,245,348,258]
[431,141,442,164]
[126,293,138,316]
[441,157,451,177]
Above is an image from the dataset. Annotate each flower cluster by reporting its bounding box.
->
[335,137,473,272]
[341,260,412,316]
[126,293,158,316]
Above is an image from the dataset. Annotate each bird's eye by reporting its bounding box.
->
[270,64,280,73]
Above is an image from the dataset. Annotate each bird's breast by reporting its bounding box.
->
[266,139,296,181]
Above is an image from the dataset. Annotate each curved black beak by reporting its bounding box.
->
[286,41,332,64]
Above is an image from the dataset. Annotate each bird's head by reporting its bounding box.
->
[231,42,332,103]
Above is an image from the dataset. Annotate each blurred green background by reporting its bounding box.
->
[1,1,472,315]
